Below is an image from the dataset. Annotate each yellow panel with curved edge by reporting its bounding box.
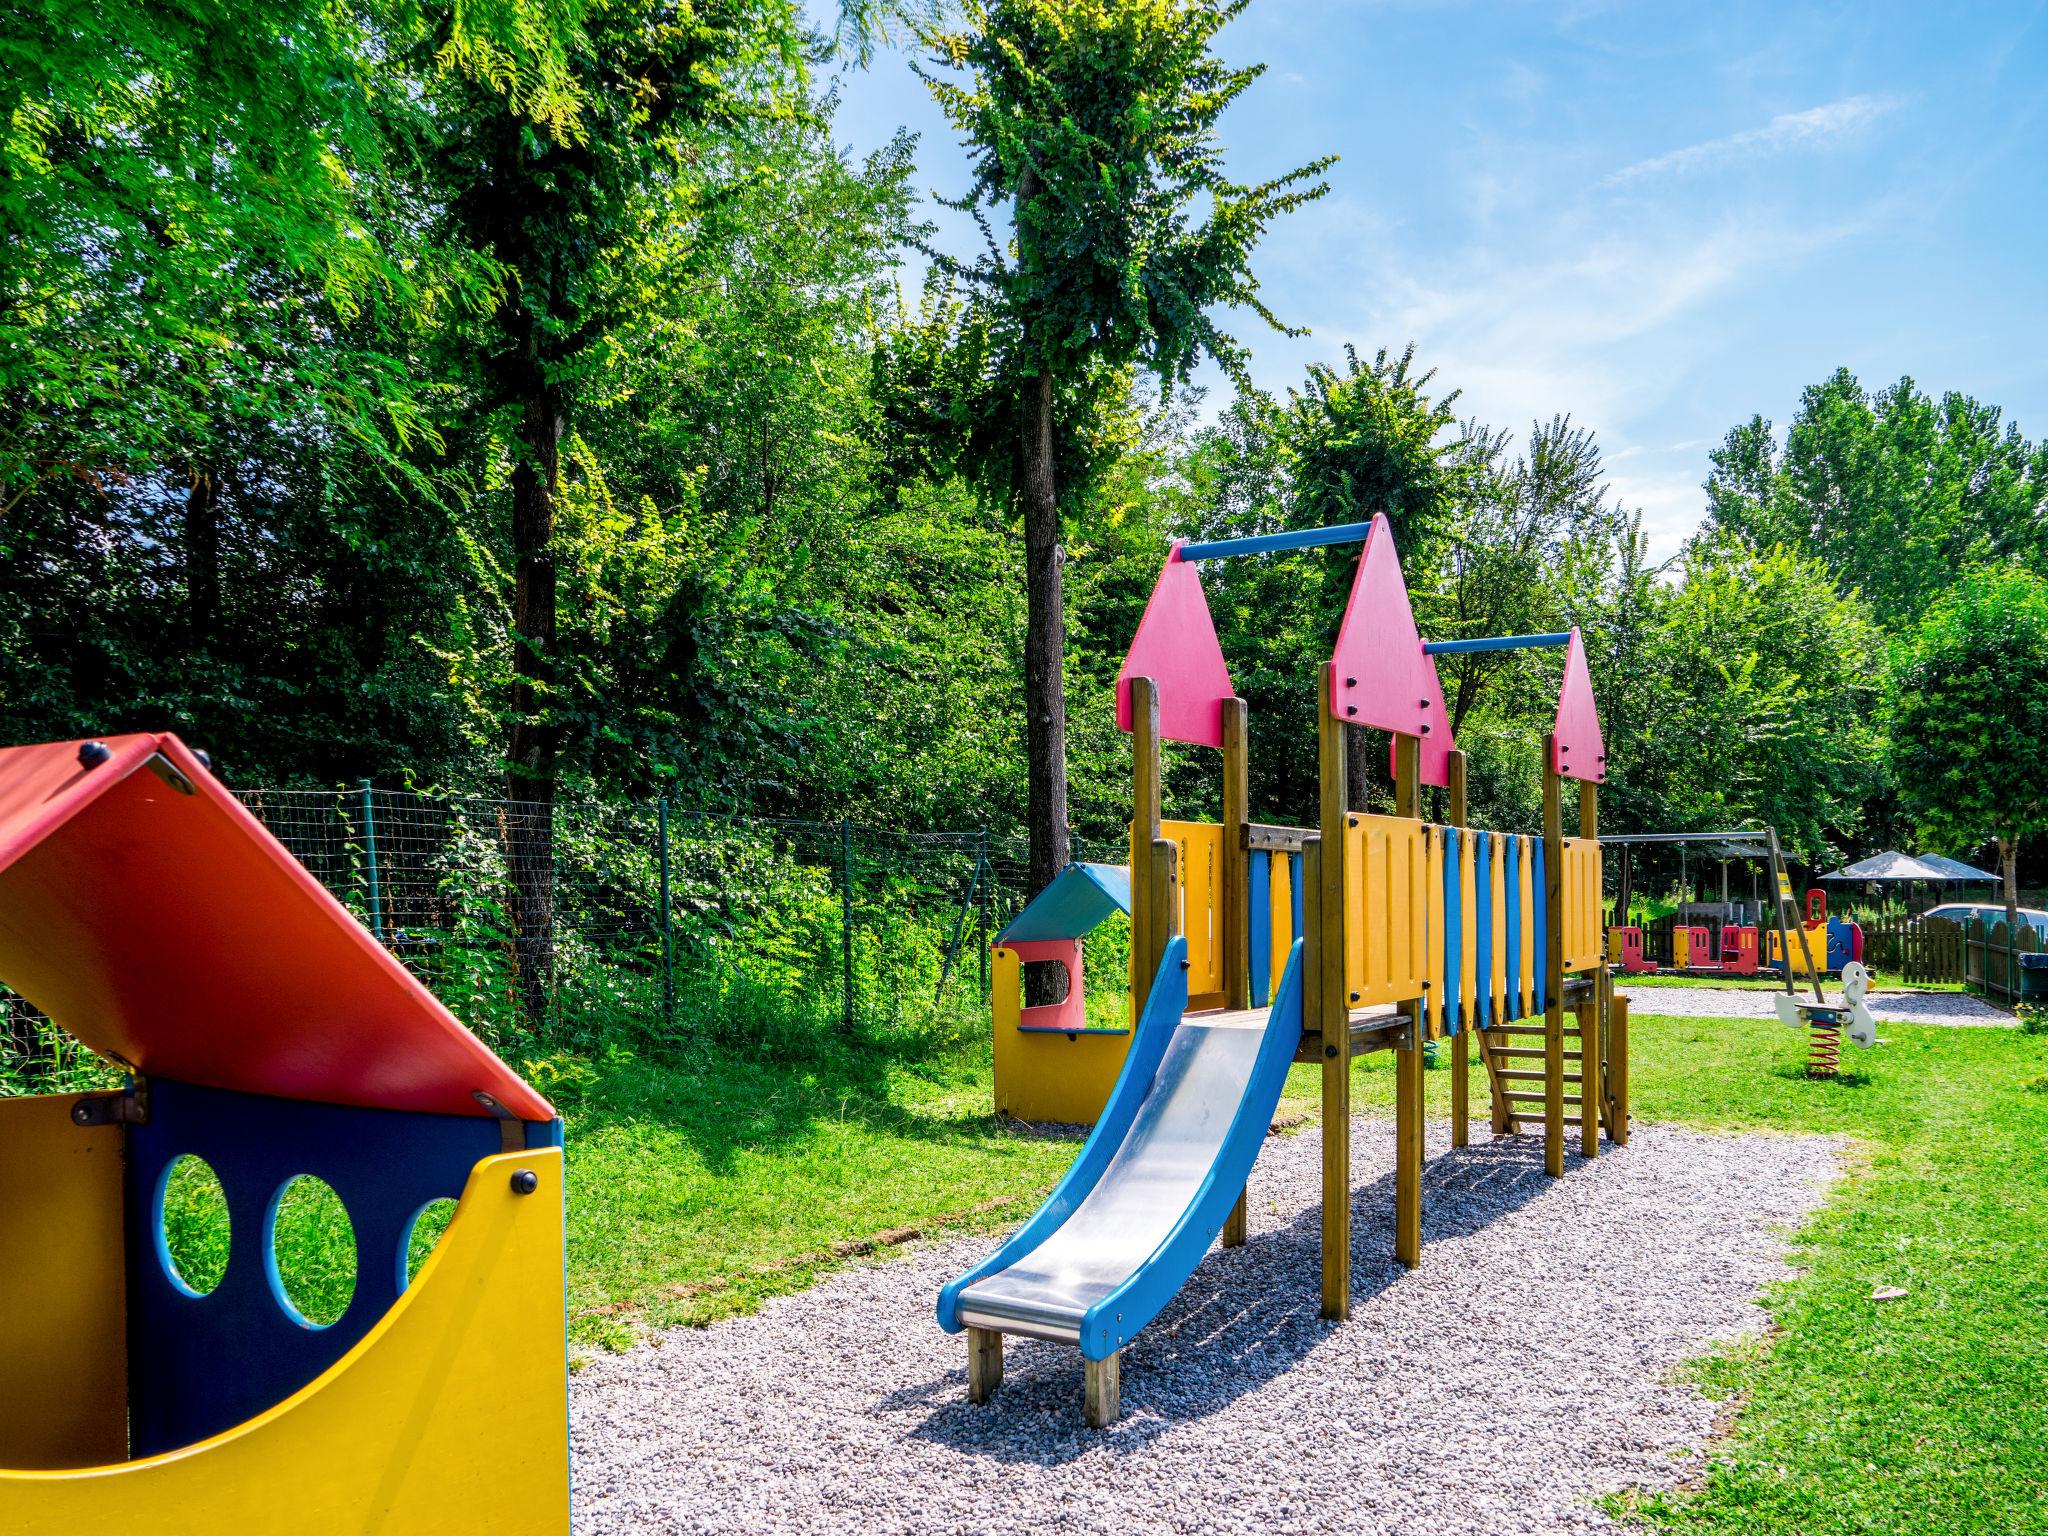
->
[1267,852,1294,1008]
[1560,838,1604,972]
[0,1093,126,1469]
[0,1148,569,1536]
[1342,813,1428,1010]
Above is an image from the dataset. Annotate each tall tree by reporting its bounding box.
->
[914,0,1332,905]
[1890,566,2048,930]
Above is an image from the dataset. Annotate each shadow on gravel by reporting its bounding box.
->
[888,1133,1586,1462]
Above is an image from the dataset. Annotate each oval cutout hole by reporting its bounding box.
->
[158,1155,231,1297]
[268,1175,357,1328]
[402,1197,460,1289]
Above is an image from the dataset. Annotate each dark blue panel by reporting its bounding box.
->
[1248,849,1271,1006]
[1504,836,1522,1023]
[1532,839,1549,1013]
[125,1078,559,1455]
[1474,832,1493,1028]
[1289,854,1305,944]
[1442,828,1462,1035]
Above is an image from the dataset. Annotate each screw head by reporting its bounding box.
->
[77,741,111,769]
[1346,705,1358,716]
[1324,1044,1338,1059]
[510,1169,539,1196]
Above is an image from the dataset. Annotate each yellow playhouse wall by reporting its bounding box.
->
[0,1092,128,1470]
[1343,814,1429,1010]
[0,1147,569,1536]
[990,946,1132,1125]
[1559,838,1604,971]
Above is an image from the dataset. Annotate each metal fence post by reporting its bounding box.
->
[841,818,855,1029]
[657,798,675,1030]
[360,779,385,943]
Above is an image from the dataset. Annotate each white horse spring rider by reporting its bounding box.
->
[1773,959,1877,1049]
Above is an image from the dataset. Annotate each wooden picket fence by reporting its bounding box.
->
[1860,915,1967,984]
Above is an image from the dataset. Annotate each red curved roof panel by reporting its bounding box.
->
[0,733,553,1120]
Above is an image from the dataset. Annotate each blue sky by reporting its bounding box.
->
[817,0,2048,560]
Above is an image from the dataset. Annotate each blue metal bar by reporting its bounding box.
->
[1180,521,1374,561]
[1422,632,1572,655]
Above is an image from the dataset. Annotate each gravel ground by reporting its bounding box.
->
[572,1119,1841,1536]
[1625,983,2010,1026]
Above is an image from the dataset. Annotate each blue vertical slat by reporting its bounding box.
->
[1249,849,1271,1006]
[1532,837,1549,1014]
[1474,831,1493,1029]
[1289,852,1305,943]
[1504,835,1522,1022]
[1442,827,1463,1035]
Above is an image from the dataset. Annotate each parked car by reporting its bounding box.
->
[1917,902,2048,935]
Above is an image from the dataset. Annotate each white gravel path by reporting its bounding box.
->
[1624,984,2010,1026]
[572,1119,1842,1536]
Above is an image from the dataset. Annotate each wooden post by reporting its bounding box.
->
[1542,735,1565,1178]
[1394,732,1423,1269]
[1609,992,1630,1145]
[1221,697,1251,1248]
[1447,749,1470,1149]
[1317,664,1351,1321]
[1578,780,1601,1159]
[1130,677,1164,1010]
[967,1327,1002,1403]
[1149,837,1180,995]
[1085,1352,1120,1428]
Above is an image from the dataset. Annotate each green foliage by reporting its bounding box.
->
[1890,565,2048,906]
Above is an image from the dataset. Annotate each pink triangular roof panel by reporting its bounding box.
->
[1116,542,1236,748]
[1329,514,1455,787]
[1552,628,1607,783]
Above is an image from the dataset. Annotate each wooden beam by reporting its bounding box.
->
[1130,677,1163,1007]
[1393,731,1423,1270]
[1317,659,1351,1321]
[1244,823,1316,852]
[1221,697,1251,1248]
[967,1327,1002,1404]
[1542,734,1565,1178]
[1579,779,1602,1159]
[1085,1352,1120,1429]
[1610,992,1630,1145]
[1447,748,1470,1149]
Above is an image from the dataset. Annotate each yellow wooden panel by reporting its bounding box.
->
[1458,831,1478,1024]
[1518,836,1536,1015]
[1342,814,1428,1009]
[1499,835,1515,1015]
[1765,922,1828,978]
[0,1093,127,1470]
[1560,837,1604,971]
[990,947,1132,1123]
[1159,820,1224,1007]
[1267,853,1293,1008]
[1424,829,1446,1037]
[1,1149,570,1536]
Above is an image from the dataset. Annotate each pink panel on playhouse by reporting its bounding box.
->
[1117,543,1235,749]
[1329,514,1455,787]
[1550,627,1606,783]
[1009,938,1087,1032]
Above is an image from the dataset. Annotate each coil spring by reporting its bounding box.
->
[1807,1020,1843,1078]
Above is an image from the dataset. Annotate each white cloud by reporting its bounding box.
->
[1606,94,1903,185]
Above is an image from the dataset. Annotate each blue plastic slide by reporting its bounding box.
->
[937,935,1305,1362]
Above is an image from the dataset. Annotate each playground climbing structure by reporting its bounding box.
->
[949,514,1630,1424]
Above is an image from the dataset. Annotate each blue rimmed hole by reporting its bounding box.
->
[398,1197,460,1293]
[265,1175,356,1329]
[155,1154,230,1297]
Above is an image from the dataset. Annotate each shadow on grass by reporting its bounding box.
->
[887,1133,1578,1462]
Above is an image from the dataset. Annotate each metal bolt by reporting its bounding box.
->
[510,1169,539,1196]
[1421,724,1432,734]
[1346,705,1358,716]
[1350,991,1361,1002]
[1348,815,1358,827]
[1345,677,1357,687]
[1324,1044,1338,1059]
[1419,698,1431,708]
[77,741,110,769]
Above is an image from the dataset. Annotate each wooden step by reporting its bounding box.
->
[1489,1047,1582,1061]
[1486,1024,1580,1038]
[1497,1069,1582,1084]
[1505,1091,1583,1106]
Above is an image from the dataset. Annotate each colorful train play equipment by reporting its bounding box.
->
[0,734,568,1534]
[947,514,1628,1426]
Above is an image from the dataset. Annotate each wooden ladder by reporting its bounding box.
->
[1479,1017,1585,1135]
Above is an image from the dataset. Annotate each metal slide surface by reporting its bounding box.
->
[938,937,1304,1361]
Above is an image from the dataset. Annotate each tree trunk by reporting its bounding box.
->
[1021,367,1069,1002]
[504,313,565,1031]
[185,466,221,660]
[2001,835,2021,933]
